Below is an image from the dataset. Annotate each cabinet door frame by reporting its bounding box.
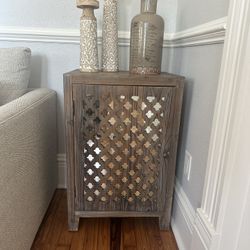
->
[72,84,180,214]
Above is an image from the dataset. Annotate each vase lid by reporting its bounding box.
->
[76,0,99,9]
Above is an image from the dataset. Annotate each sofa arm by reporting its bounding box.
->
[0,88,57,250]
[0,88,55,122]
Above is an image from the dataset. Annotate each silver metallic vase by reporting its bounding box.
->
[130,0,164,74]
[102,0,119,72]
[77,1,99,72]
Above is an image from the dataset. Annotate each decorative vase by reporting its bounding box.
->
[129,0,164,74]
[102,0,119,72]
[77,0,99,72]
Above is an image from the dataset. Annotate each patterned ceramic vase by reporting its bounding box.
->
[130,0,164,74]
[102,0,119,72]
[77,0,99,72]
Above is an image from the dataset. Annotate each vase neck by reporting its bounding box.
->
[83,7,95,17]
[141,0,157,13]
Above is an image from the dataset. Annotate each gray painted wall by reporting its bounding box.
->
[175,0,229,31]
[166,46,224,208]
[1,0,229,210]
[166,0,229,209]
[0,0,177,33]
[0,40,173,154]
[0,0,176,153]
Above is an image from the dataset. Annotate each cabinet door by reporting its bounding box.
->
[73,85,175,212]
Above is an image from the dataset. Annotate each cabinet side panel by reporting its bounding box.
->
[160,82,184,229]
[64,74,79,230]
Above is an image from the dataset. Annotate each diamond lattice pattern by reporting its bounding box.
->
[81,88,169,211]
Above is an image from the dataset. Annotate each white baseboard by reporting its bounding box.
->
[171,220,188,250]
[190,209,220,250]
[171,183,220,250]
[57,154,67,189]
[0,17,226,48]
[171,179,196,250]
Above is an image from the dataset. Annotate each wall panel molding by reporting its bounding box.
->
[0,17,226,48]
[173,180,196,234]
[171,179,196,250]
[191,0,250,249]
[165,17,227,47]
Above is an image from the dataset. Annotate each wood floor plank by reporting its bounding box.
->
[56,192,74,247]
[32,243,55,250]
[55,246,70,250]
[57,225,74,247]
[81,218,99,250]
[97,218,110,250]
[31,190,64,249]
[51,192,70,245]
[110,218,122,250]
[70,220,87,250]
[134,218,152,250]
[145,218,166,250]
[32,190,178,250]
[160,231,179,250]
[120,218,137,250]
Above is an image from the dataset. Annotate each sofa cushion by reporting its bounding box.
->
[0,47,31,106]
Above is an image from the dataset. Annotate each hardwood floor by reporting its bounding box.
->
[31,190,178,250]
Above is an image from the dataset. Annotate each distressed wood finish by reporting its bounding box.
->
[31,190,178,250]
[64,70,184,231]
[64,74,80,231]
[67,70,183,86]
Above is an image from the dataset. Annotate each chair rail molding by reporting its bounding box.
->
[165,17,227,47]
[191,0,250,249]
[0,17,226,48]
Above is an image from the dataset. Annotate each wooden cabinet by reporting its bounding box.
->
[64,70,184,231]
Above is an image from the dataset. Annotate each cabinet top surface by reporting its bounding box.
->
[64,70,185,87]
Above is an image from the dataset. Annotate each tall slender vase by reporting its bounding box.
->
[77,0,99,72]
[102,0,119,72]
[129,0,164,74]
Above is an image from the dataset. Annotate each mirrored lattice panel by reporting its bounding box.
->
[78,86,174,212]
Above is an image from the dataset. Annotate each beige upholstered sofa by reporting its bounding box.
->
[0,48,57,249]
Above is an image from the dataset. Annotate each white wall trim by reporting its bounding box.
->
[171,179,196,250]
[0,17,226,48]
[191,0,250,249]
[173,179,196,234]
[57,153,67,189]
[200,0,249,228]
[165,17,227,47]
[192,209,220,250]
[171,221,188,250]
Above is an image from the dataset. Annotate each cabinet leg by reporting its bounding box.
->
[159,215,170,231]
[159,202,172,230]
[68,216,80,231]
